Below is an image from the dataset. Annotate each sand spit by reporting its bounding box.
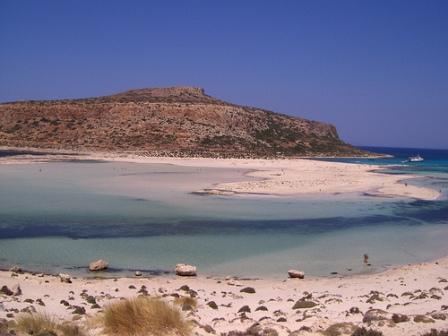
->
[0,150,441,201]
[1,257,448,335]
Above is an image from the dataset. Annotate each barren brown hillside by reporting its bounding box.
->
[0,87,368,157]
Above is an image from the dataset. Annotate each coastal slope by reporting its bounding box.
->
[0,87,368,158]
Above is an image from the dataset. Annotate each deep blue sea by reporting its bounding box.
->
[0,147,447,277]
[329,146,448,174]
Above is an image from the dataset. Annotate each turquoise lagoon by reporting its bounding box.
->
[0,147,447,277]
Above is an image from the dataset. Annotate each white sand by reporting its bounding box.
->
[71,155,442,200]
[0,150,446,335]
[1,257,447,335]
[0,151,440,200]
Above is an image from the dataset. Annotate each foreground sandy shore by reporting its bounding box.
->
[1,257,447,335]
[0,149,441,201]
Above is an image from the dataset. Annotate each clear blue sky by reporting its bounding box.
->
[1,1,447,149]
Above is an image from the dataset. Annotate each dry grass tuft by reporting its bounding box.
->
[103,296,191,336]
[174,296,197,308]
[58,322,87,336]
[15,313,58,335]
[14,313,86,336]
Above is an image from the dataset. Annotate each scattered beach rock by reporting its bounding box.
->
[413,315,435,323]
[86,295,96,304]
[392,313,409,323]
[207,301,218,310]
[58,273,72,283]
[414,292,428,300]
[179,285,190,291]
[431,313,447,320]
[21,306,36,314]
[8,266,22,274]
[292,300,317,309]
[134,270,142,277]
[88,259,109,272]
[366,292,384,303]
[194,321,216,335]
[298,326,313,333]
[72,306,86,315]
[138,286,148,295]
[238,305,251,313]
[0,286,13,296]
[362,309,391,323]
[288,269,305,279]
[11,284,21,296]
[256,305,268,311]
[240,287,256,294]
[175,264,197,276]
[349,307,361,314]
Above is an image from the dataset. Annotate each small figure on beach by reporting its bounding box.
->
[363,253,369,264]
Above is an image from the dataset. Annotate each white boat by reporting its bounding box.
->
[408,155,424,162]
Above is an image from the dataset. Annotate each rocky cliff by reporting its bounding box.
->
[0,87,367,158]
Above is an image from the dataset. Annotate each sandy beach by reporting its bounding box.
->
[2,1,447,335]
[1,257,447,335]
[1,149,447,335]
[93,154,441,200]
[0,149,441,201]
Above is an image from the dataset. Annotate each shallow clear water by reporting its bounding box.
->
[0,147,447,277]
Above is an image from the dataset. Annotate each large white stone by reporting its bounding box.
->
[59,273,72,283]
[288,269,305,279]
[89,259,109,272]
[175,263,197,276]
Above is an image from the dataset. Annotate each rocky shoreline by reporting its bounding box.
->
[1,257,448,335]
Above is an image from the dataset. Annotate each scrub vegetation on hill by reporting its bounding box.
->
[0,87,370,158]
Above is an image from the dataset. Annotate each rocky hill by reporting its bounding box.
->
[0,87,368,158]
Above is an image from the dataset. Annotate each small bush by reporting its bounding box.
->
[103,296,191,336]
[352,327,383,336]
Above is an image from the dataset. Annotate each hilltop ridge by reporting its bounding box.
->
[0,87,369,158]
